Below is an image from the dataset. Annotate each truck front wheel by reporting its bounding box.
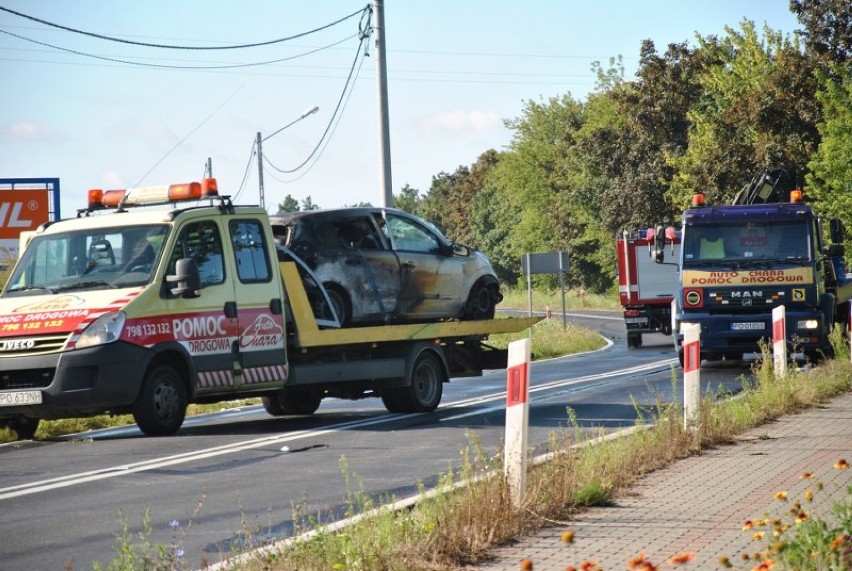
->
[390,351,444,413]
[132,364,187,436]
[2,417,39,440]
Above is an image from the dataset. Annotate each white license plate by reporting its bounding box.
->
[731,322,765,331]
[625,318,648,324]
[0,391,43,406]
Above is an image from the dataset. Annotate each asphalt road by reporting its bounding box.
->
[0,311,751,571]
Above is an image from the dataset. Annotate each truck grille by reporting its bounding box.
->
[0,334,70,357]
[0,369,54,390]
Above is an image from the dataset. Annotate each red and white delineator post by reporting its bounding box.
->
[772,305,787,378]
[504,338,531,508]
[682,323,701,427]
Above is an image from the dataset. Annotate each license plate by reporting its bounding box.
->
[731,322,765,331]
[0,391,43,406]
[625,318,648,324]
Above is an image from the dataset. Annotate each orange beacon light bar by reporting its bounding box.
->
[87,178,219,210]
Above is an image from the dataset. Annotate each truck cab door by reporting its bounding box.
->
[163,218,240,396]
[227,218,287,390]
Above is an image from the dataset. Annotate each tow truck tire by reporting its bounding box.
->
[393,351,444,413]
[132,364,187,436]
[380,390,404,413]
[262,388,322,416]
[3,417,39,440]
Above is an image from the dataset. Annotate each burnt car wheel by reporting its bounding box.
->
[462,280,497,320]
[324,284,351,327]
[132,364,187,436]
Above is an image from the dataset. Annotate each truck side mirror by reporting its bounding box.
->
[166,258,201,298]
[830,218,845,244]
[654,225,665,263]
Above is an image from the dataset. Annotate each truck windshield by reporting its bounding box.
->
[682,221,810,266]
[2,224,169,297]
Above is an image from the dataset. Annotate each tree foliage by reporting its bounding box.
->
[410,3,852,294]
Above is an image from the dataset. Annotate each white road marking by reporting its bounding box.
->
[0,357,675,501]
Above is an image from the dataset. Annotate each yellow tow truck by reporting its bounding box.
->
[0,178,537,439]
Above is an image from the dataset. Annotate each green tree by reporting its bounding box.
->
[419,150,500,245]
[276,194,300,213]
[393,184,422,214]
[301,196,320,211]
[790,0,852,71]
[668,21,820,207]
[807,67,852,251]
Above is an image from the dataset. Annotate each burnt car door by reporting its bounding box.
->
[379,211,464,319]
[318,214,401,322]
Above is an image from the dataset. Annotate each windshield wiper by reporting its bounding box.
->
[55,280,119,291]
[4,285,58,294]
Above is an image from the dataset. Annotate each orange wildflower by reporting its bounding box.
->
[799,472,814,479]
[751,559,776,570]
[829,534,849,550]
[668,552,695,565]
[742,520,754,531]
[565,567,577,571]
[752,531,765,540]
[795,512,808,524]
[520,558,534,571]
[804,488,814,502]
[835,459,849,470]
[718,556,733,568]
[773,490,788,501]
[561,530,575,544]
[627,552,647,568]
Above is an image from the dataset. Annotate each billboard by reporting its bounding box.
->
[0,178,60,266]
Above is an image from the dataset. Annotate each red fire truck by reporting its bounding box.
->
[616,227,681,348]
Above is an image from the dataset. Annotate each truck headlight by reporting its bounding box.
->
[76,311,126,348]
[796,319,819,330]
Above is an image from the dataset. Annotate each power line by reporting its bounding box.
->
[262,9,372,177]
[0,4,369,50]
[133,85,245,187]
[0,28,360,70]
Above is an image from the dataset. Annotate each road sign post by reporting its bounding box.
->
[772,305,786,378]
[683,323,700,428]
[521,251,570,329]
[504,338,531,509]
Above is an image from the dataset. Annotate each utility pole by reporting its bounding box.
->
[256,106,319,210]
[374,0,393,207]
[256,132,265,209]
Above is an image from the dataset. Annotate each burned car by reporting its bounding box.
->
[270,207,502,326]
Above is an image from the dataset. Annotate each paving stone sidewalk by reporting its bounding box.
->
[472,391,852,571]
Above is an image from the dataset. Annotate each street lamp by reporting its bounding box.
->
[256,105,320,209]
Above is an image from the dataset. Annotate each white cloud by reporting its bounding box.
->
[0,121,62,142]
[419,109,502,138]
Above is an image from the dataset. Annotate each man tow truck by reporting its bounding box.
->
[0,178,537,439]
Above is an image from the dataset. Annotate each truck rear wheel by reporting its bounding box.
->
[380,390,404,413]
[389,351,444,413]
[627,333,642,348]
[132,364,187,436]
[262,388,322,416]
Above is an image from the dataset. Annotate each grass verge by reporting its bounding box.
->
[500,286,620,312]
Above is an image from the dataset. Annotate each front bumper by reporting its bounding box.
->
[0,341,153,420]
[674,309,826,354]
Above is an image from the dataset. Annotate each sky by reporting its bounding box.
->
[0,1,802,219]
